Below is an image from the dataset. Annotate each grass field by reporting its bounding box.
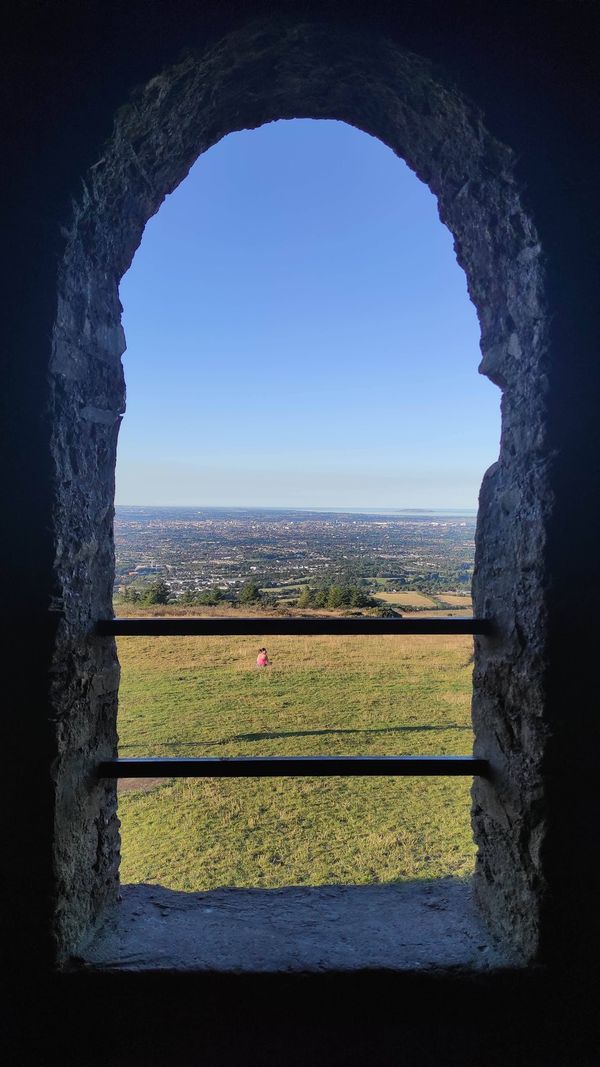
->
[117,609,476,890]
[437,593,473,608]
[373,590,438,608]
[373,590,473,610]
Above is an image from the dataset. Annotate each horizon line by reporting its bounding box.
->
[114,503,477,512]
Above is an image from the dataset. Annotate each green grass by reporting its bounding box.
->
[117,622,476,890]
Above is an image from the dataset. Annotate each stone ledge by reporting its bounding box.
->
[75,877,511,974]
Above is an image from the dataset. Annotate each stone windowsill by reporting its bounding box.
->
[74,877,511,974]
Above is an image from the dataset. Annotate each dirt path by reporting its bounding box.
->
[117,777,163,794]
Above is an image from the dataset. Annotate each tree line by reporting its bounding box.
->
[116,577,381,610]
[117,578,264,606]
[294,582,378,610]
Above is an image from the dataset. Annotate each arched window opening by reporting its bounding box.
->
[48,21,550,969]
[112,119,499,909]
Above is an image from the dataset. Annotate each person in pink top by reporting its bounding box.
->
[256,647,270,667]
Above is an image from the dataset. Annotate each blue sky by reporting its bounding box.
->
[116,119,500,508]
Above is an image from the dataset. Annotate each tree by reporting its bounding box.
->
[297,586,313,609]
[327,585,345,610]
[349,586,368,608]
[144,578,170,604]
[196,587,223,606]
[239,580,261,604]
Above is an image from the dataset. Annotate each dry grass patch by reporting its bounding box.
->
[374,590,437,608]
[438,593,473,608]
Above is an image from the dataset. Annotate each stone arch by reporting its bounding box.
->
[49,17,550,962]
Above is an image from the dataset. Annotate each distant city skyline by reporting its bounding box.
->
[116,119,500,509]
[116,503,477,515]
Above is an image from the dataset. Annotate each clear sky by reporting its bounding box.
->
[116,119,500,509]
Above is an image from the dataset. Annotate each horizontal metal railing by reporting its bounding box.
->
[96,616,491,637]
[96,615,490,781]
[98,755,489,778]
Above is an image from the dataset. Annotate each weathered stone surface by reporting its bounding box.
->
[5,2,600,1064]
[49,15,552,965]
[78,879,507,973]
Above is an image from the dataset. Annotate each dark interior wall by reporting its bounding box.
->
[3,1,599,1061]
[53,16,552,966]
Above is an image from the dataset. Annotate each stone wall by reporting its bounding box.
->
[48,17,551,961]
[4,4,600,1064]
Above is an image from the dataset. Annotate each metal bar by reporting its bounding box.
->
[99,755,489,778]
[96,616,491,637]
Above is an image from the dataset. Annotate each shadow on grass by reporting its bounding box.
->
[224,724,472,744]
[119,723,472,750]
